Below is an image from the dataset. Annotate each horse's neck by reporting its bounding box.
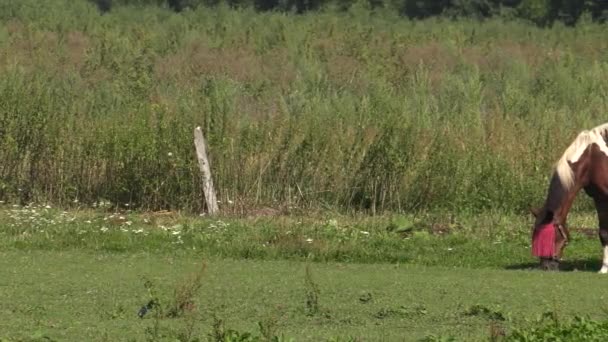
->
[545,173,578,224]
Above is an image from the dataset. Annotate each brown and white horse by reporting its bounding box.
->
[531,122,608,272]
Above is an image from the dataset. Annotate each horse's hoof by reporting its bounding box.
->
[540,258,559,271]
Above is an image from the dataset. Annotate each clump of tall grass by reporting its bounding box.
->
[0,0,606,215]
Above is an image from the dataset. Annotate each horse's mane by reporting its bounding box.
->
[555,122,608,190]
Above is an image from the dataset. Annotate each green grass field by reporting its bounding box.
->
[2,250,608,341]
[2,205,608,341]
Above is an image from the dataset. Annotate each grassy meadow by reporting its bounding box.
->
[4,0,608,340]
[1,0,608,214]
[3,250,608,342]
[1,204,608,341]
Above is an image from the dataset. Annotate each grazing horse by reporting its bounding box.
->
[531,123,608,272]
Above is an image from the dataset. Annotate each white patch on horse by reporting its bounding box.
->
[600,245,608,274]
[555,123,608,191]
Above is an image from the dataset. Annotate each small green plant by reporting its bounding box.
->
[419,335,456,342]
[103,303,127,320]
[325,337,362,342]
[464,304,507,321]
[358,292,372,304]
[209,315,227,342]
[304,264,320,316]
[139,277,162,319]
[141,278,163,341]
[139,263,206,341]
[373,304,428,320]
[489,320,506,341]
[177,318,200,342]
[139,262,206,320]
[167,261,207,318]
[208,315,293,342]
[505,315,608,341]
[257,315,279,342]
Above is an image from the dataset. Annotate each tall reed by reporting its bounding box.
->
[1,0,607,214]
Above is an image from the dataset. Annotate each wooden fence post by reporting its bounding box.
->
[194,126,219,215]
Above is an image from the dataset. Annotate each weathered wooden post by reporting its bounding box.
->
[194,126,219,215]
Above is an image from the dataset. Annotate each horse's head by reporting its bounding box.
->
[530,207,569,270]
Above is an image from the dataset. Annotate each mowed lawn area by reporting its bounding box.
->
[1,250,608,341]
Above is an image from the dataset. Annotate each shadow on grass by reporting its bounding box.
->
[505,258,601,273]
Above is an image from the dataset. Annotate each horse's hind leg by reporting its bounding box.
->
[594,199,608,274]
[599,229,608,274]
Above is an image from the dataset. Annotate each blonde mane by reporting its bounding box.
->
[555,123,608,190]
